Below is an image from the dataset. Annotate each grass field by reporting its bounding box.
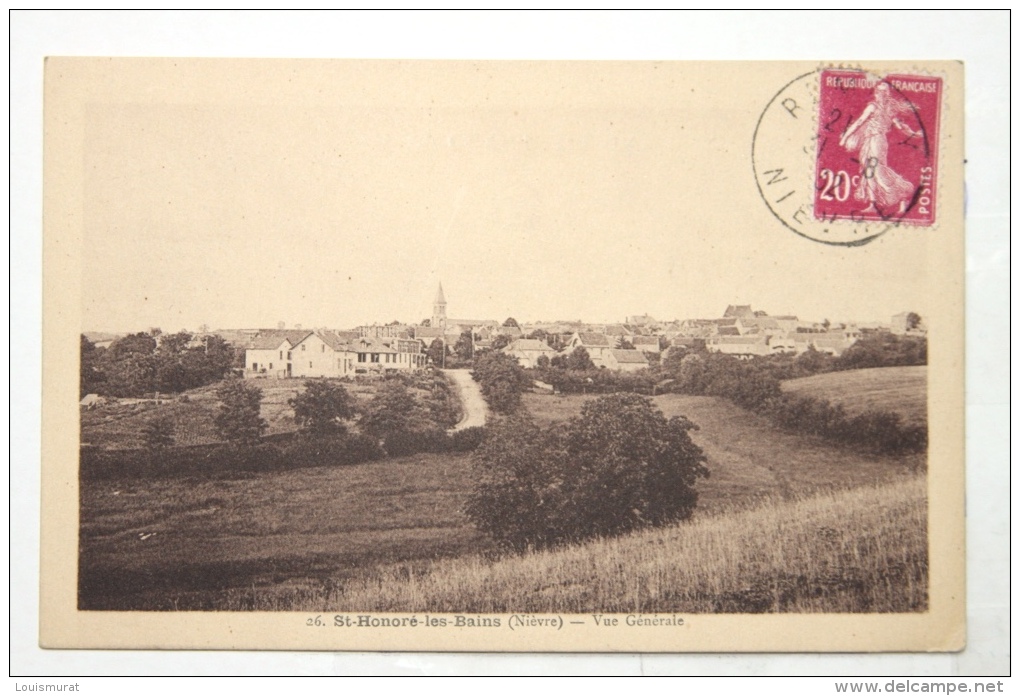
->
[80,378,390,450]
[81,385,925,610]
[524,391,924,515]
[79,452,488,610]
[781,366,927,427]
[306,475,927,614]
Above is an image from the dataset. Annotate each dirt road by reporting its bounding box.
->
[443,369,489,431]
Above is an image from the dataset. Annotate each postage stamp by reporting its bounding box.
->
[814,70,942,226]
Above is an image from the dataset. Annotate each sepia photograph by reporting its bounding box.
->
[40,57,966,653]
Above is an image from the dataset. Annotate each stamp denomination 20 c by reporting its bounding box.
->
[814,70,942,226]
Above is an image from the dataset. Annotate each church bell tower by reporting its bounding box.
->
[432,283,447,329]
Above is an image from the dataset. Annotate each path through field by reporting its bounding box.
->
[443,369,489,431]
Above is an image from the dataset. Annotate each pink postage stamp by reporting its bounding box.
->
[814,70,942,225]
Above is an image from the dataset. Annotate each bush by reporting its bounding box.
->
[359,380,426,439]
[282,432,384,468]
[213,379,267,448]
[141,412,175,450]
[472,352,531,414]
[464,417,566,549]
[447,426,487,452]
[382,428,448,458]
[289,379,356,436]
[466,394,709,550]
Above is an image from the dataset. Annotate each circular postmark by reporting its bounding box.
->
[752,69,941,247]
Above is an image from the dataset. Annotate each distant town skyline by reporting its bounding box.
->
[81,62,933,334]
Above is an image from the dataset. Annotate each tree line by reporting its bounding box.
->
[80,331,238,398]
[521,332,928,455]
[83,371,484,481]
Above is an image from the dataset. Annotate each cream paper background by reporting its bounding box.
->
[15,12,1009,675]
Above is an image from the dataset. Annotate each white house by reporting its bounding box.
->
[349,336,427,374]
[502,338,558,368]
[290,331,358,379]
[245,330,313,378]
[565,332,614,367]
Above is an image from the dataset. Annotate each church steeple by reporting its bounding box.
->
[432,283,447,329]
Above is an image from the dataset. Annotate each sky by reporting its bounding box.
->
[79,60,938,333]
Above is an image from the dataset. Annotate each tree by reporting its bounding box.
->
[536,354,551,369]
[795,346,831,375]
[154,330,193,393]
[426,338,447,366]
[141,413,176,451]
[678,353,706,393]
[565,346,596,371]
[661,344,687,375]
[214,379,267,447]
[491,334,512,351]
[503,317,520,328]
[906,312,922,330]
[100,332,158,397]
[454,330,474,361]
[560,394,709,537]
[289,379,356,436]
[359,379,438,456]
[80,335,105,397]
[617,337,635,350]
[359,379,424,439]
[464,417,567,548]
[472,351,531,414]
[466,394,709,549]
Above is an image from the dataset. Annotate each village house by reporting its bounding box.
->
[246,328,426,379]
[677,319,718,338]
[626,314,657,328]
[768,335,798,354]
[723,304,755,319]
[565,332,614,367]
[772,315,800,333]
[501,338,558,368]
[413,326,446,342]
[603,349,650,372]
[245,330,313,378]
[348,336,427,374]
[790,334,856,357]
[289,331,358,379]
[705,335,772,359]
[358,323,412,339]
[631,335,662,354]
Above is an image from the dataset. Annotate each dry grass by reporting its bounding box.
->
[782,366,927,427]
[242,475,927,614]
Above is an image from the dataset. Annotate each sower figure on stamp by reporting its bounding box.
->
[839,82,919,216]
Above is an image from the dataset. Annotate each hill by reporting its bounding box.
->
[272,475,928,614]
[79,386,925,610]
[781,366,927,427]
[81,378,388,449]
[525,392,923,515]
[78,452,487,610]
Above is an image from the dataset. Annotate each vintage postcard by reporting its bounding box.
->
[41,59,965,652]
